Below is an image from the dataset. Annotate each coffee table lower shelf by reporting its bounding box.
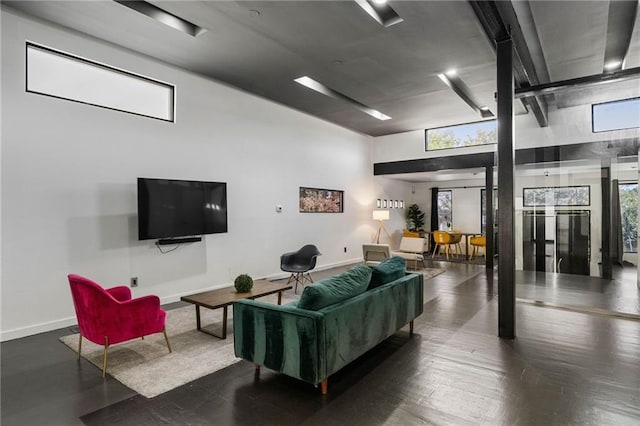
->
[180,279,292,339]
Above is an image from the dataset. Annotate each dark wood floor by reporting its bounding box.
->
[2,263,639,425]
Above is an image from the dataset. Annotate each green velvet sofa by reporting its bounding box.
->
[233,261,424,394]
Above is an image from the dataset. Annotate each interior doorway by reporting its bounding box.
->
[522,210,590,275]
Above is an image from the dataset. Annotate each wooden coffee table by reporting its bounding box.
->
[180,279,292,339]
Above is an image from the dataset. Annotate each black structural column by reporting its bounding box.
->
[430,187,439,253]
[485,165,494,269]
[601,160,612,279]
[497,29,516,339]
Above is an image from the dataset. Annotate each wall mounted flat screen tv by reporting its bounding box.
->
[137,178,227,240]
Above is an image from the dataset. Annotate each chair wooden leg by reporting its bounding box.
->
[77,334,82,361]
[432,244,439,259]
[163,327,172,353]
[102,337,109,378]
[321,378,328,395]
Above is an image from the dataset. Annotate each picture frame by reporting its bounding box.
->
[299,187,344,213]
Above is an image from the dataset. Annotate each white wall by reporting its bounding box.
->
[373,129,495,164]
[0,9,385,340]
[372,177,413,249]
[373,105,639,164]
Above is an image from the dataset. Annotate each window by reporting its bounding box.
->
[437,190,452,230]
[619,183,638,253]
[592,98,640,133]
[426,120,496,151]
[481,188,498,234]
[523,186,590,207]
[26,42,175,122]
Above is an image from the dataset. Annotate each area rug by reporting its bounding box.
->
[59,292,287,398]
[59,270,444,399]
[418,267,446,280]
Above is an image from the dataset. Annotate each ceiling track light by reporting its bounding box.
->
[438,72,494,118]
[114,0,205,37]
[354,0,404,28]
[294,76,391,121]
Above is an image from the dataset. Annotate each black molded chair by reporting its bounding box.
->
[280,244,322,294]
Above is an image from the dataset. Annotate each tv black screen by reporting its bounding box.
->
[137,178,228,240]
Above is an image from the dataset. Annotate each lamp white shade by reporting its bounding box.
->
[372,210,390,221]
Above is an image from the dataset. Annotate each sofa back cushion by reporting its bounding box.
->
[368,256,407,289]
[297,264,372,310]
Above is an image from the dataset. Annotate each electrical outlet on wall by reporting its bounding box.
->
[130,277,138,287]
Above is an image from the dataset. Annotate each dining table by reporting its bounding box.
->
[444,231,483,260]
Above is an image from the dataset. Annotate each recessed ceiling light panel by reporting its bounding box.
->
[354,0,403,27]
[294,76,391,121]
[438,72,494,118]
[114,0,206,37]
[604,60,622,70]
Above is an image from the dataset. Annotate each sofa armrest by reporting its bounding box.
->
[233,299,326,385]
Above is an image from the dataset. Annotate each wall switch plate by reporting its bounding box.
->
[130,277,138,287]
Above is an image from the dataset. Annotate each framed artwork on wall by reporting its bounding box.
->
[299,187,344,213]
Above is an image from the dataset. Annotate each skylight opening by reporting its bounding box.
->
[354,0,403,27]
[114,0,206,37]
[294,76,391,121]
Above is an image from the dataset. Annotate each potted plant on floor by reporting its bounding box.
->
[406,204,425,232]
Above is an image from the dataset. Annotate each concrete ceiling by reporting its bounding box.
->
[3,1,638,136]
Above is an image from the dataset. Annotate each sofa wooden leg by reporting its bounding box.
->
[320,379,328,395]
[255,364,260,373]
[409,320,414,336]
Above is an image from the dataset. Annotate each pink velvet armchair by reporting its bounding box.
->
[68,274,171,377]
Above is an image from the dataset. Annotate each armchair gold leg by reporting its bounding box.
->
[163,327,172,353]
[77,334,83,361]
[102,336,109,378]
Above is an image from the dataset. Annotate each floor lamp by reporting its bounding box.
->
[373,210,390,244]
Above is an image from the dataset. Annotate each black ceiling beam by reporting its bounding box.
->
[514,66,640,99]
[469,0,548,127]
[373,152,495,175]
[373,138,640,176]
[603,0,638,72]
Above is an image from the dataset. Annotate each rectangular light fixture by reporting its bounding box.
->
[438,72,494,118]
[294,76,391,121]
[354,0,404,27]
[373,210,390,221]
[114,0,205,37]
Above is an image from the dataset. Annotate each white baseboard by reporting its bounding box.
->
[0,316,78,342]
[1,258,364,342]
